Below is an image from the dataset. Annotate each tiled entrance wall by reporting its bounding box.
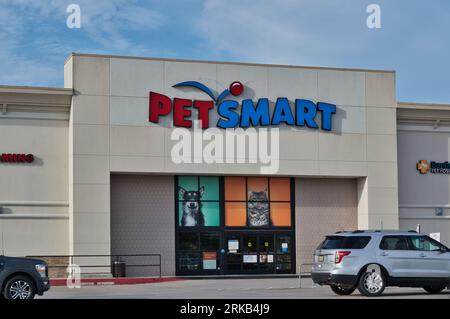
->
[110,174,175,276]
[295,178,358,270]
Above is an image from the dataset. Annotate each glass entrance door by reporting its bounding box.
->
[259,235,275,272]
[224,232,293,274]
[242,235,258,271]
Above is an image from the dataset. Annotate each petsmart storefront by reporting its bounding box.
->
[0,53,402,276]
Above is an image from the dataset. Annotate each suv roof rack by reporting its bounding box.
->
[408,230,417,233]
[352,230,365,233]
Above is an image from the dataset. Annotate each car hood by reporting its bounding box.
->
[1,255,46,265]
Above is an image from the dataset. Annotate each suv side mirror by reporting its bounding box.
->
[440,246,448,253]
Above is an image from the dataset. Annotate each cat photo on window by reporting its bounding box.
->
[247,189,270,227]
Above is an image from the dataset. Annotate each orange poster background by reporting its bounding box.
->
[225,202,246,226]
[224,177,291,227]
[270,178,290,201]
[247,177,268,199]
[270,202,291,226]
[224,176,246,201]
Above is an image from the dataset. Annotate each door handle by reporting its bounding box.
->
[419,253,427,258]
[380,252,389,256]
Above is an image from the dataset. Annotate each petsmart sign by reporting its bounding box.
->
[149,81,336,130]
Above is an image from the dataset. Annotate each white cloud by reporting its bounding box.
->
[66,0,164,51]
[1,0,164,51]
[195,0,366,66]
[0,0,165,85]
[0,3,59,85]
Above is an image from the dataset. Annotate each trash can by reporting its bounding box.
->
[112,260,126,278]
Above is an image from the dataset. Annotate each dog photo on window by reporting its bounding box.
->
[179,186,205,226]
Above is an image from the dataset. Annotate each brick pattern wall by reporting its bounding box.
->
[110,175,175,277]
[295,178,358,271]
[31,256,70,279]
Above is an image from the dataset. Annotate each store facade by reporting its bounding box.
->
[0,54,406,276]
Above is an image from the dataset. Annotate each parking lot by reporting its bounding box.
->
[40,278,450,299]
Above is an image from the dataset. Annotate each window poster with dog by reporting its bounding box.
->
[178,176,220,227]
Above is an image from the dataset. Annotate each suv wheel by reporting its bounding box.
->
[330,284,356,295]
[357,270,386,297]
[3,275,36,300]
[423,285,446,294]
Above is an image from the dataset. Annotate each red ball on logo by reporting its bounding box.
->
[229,81,244,96]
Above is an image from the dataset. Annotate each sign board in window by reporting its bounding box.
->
[228,239,239,252]
[243,254,257,263]
[202,252,217,270]
[260,254,273,263]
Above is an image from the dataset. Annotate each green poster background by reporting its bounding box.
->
[200,202,220,226]
[199,176,219,200]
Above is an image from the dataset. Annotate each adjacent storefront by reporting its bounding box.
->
[397,102,450,247]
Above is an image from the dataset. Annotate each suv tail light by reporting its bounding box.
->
[335,251,351,264]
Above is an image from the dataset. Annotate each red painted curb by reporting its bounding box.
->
[50,277,183,287]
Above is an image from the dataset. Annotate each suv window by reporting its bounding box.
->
[380,236,410,250]
[319,236,371,249]
[409,236,444,252]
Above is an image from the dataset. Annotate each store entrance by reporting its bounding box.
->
[224,232,294,274]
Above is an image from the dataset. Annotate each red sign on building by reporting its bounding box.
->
[1,153,34,163]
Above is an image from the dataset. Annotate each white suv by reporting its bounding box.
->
[311,230,450,296]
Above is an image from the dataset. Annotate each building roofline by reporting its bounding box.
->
[0,85,73,96]
[398,101,450,111]
[65,52,396,74]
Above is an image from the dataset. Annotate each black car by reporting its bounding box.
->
[0,255,50,299]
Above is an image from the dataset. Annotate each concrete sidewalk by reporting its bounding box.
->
[40,277,450,299]
[50,277,182,286]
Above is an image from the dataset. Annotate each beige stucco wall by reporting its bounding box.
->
[64,54,399,262]
[0,89,71,256]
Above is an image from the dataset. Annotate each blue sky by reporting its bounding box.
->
[0,0,449,103]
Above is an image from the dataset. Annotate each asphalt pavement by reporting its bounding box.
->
[39,277,450,299]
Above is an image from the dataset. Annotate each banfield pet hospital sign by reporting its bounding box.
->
[149,81,336,130]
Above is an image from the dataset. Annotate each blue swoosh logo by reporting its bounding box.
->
[173,81,230,104]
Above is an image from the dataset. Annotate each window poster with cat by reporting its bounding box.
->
[246,177,270,227]
[224,177,292,227]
